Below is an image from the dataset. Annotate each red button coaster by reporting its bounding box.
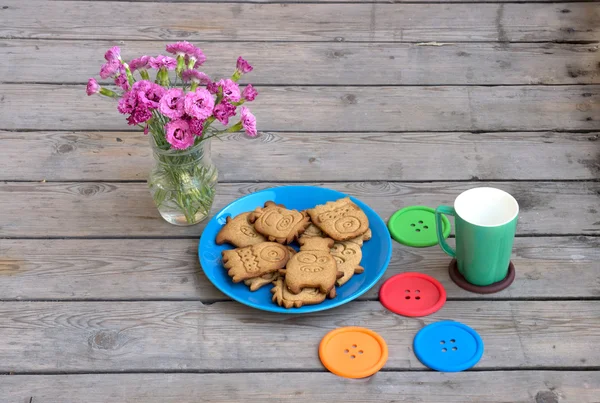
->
[379,273,446,317]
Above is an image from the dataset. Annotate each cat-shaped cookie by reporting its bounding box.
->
[216,212,266,248]
[281,237,342,294]
[222,242,291,283]
[307,197,369,241]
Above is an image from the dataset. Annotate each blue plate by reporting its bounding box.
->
[198,185,393,313]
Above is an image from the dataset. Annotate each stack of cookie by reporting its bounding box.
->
[216,197,371,308]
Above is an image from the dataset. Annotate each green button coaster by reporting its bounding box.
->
[387,206,451,247]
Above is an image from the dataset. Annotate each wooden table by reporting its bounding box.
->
[1,0,599,401]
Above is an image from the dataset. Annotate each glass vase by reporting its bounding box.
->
[148,134,218,226]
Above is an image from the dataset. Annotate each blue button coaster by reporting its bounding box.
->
[413,321,484,372]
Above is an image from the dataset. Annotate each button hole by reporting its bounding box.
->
[452,347,457,351]
[352,344,357,348]
[415,290,420,293]
[405,289,410,293]
[358,350,363,354]
[423,225,429,229]
[418,221,423,224]
[450,339,456,343]
[416,229,421,232]
[344,349,349,353]
[410,224,416,227]
[415,296,420,300]
[405,296,410,300]
[442,348,447,352]
[440,341,445,344]
[350,355,356,359]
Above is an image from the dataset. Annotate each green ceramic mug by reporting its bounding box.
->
[435,187,519,286]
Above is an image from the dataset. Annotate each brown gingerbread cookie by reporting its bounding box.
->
[307,197,369,241]
[271,277,336,309]
[331,235,365,287]
[301,223,324,239]
[249,201,310,244]
[216,212,267,248]
[244,272,280,291]
[281,237,342,294]
[222,242,291,283]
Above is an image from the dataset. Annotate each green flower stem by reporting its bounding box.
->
[231,70,241,82]
[140,70,150,80]
[190,82,198,92]
[99,87,119,98]
[123,62,135,86]
[225,121,244,133]
[176,56,185,75]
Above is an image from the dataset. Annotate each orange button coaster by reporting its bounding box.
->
[319,327,388,379]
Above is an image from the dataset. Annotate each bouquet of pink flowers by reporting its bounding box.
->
[86,42,258,225]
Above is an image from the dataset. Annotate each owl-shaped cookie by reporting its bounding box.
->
[307,197,369,241]
[216,212,267,248]
[222,242,291,283]
[249,201,310,244]
[331,235,365,287]
[281,237,342,294]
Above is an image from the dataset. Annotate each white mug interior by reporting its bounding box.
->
[454,187,519,227]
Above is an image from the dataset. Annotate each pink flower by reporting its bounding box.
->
[129,55,150,72]
[236,57,253,74]
[207,82,219,94]
[165,119,195,150]
[149,55,177,70]
[159,88,185,119]
[166,41,196,57]
[217,79,241,102]
[118,91,137,114]
[117,81,164,126]
[127,107,152,126]
[213,100,237,125]
[124,80,164,110]
[186,48,206,66]
[86,78,100,96]
[240,106,257,137]
[99,59,120,79]
[181,70,211,85]
[184,88,215,120]
[188,118,205,137]
[114,65,130,91]
[242,84,258,102]
[104,46,121,61]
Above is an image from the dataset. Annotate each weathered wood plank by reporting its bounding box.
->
[0,237,598,300]
[2,2,599,42]
[2,131,598,181]
[1,85,598,132]
[82,0,600,3]
[0,301,597,371]
[0,182,598,237]
[2,372,598,403]
[4,41,600,85]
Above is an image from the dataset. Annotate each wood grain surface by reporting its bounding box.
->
[2,131,598,181]
[1,85,599,132]
[2,372,599,403]
[0,236,598,300]
[0,300,597,372]
[4,41,600,85]
[2,1,598,42]
[0,181,598,237]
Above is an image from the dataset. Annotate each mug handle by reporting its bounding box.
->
[435,205,456,258]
